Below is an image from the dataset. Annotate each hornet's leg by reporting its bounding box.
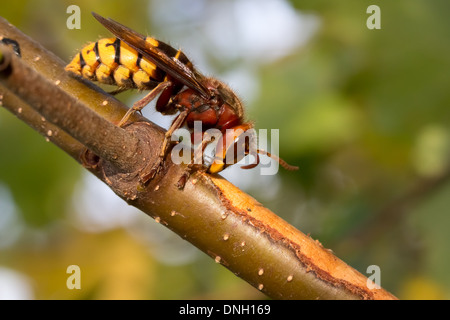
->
[117,81,171,127]
[108,87,128,96]
[159,109,189,159]
[140,109,189,184]
[176,131,212,189]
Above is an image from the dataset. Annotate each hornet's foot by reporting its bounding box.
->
[139,157,165,186]
[176,164,206,190]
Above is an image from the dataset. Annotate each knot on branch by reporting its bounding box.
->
[99,121,165,201]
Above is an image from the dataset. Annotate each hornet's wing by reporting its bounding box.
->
[92,12,210,98]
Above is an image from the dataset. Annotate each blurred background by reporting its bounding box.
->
[1,0,449,299]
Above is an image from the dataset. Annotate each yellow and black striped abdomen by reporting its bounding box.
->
[66,37,171,90]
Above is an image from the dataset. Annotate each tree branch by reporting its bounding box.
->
[0,16,397,300]
[0,48,142,173]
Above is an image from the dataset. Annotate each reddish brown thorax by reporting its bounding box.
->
[165,78,244,132]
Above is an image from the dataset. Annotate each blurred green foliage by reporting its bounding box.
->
[0,0,449,299]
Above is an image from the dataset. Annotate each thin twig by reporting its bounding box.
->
[339,167,450,251]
